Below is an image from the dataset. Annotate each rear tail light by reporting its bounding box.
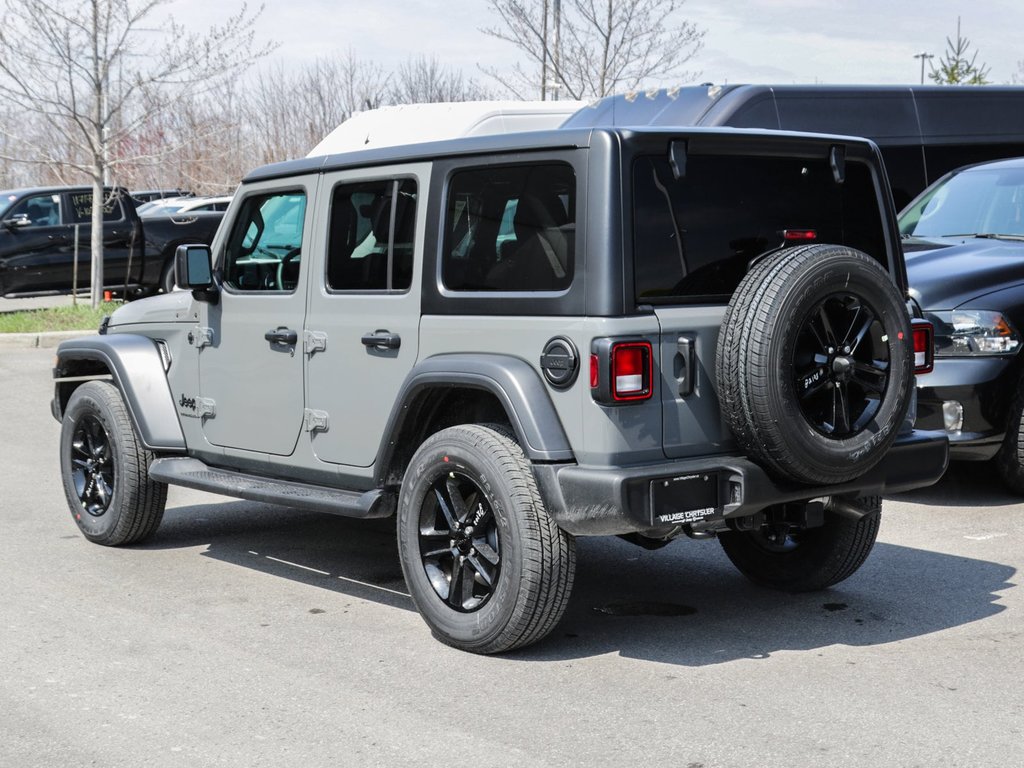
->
[590,339,654,404]
[911,319,934,374]
[612,342,653,400]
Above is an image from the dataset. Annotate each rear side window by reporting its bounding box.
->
[66,191,125,224]
[632,154,885,303]
[327,179,416,292]
[442,163,575,292]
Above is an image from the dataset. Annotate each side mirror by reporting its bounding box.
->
[174,244,218,303]
[3,214,31,229]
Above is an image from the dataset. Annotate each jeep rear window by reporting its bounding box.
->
[442,163,575,292]
[632,154,885,303]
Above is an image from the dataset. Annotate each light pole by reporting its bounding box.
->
[914,52,934,85]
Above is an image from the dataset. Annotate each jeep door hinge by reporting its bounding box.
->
[304,330,328,356]
[304,408,329,433]
[193,327,214,349]
[196,398,216,418]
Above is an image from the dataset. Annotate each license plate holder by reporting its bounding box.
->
[650,472,721,526]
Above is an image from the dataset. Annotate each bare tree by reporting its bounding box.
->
[245,53,392,165]
[0,0,274,307]
[390,55,493,104]
[482,0,704,100]
[929,17,990,85]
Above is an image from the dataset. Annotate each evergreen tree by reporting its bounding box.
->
[929,17,990,85]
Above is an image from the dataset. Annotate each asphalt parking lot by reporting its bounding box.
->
[2,346,1022,768]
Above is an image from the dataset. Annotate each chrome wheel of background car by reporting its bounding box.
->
[417,471,502,613]
[70,414,115,517]
[794,293,890,438]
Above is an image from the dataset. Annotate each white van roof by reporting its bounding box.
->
[307,100,586,157]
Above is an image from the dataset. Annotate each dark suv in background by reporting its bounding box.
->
[900,157,1024,491]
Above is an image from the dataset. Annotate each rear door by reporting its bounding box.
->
[632,146,890,459]
[303,164,428,467]
[64,190,135,288]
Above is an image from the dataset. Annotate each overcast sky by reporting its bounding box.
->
[171,0,1024,90]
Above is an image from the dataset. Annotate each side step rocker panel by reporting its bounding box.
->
[149,457,393,518]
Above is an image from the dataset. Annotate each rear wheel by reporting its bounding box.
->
[718,496,881,592]
[59,381,167,545]
[397,425,575,654]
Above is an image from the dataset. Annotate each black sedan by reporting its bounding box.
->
[900,156,1024,491]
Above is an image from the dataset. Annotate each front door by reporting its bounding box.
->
[0,191,71,293]
[198,180,315,457]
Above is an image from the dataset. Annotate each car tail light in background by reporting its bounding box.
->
[911,318,934,374]
[782,229,817,243]
[590,339,654,404]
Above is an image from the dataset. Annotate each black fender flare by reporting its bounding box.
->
[375,353,575,484]
[53,334,186,452]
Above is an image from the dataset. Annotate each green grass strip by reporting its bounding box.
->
[0,303,120,334]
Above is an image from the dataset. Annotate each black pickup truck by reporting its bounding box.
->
[0,186,223,297]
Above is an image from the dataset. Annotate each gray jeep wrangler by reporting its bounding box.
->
[52,126,948,653]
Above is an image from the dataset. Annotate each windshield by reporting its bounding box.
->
[900,166,1024,238]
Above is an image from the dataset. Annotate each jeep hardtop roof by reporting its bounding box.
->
[243,125,886,184]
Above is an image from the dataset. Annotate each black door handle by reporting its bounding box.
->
[265,327,298,345]
[361,330,401,350]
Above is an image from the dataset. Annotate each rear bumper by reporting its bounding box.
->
[534,429,949,536]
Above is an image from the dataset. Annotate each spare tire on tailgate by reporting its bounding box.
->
[716,243,913,485]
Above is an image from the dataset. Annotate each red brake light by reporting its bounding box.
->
[911,319,934,375]
[783,229,817,242]
[611,341,653,401]
[589,353,599,388]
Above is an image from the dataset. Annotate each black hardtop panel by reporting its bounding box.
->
[243,124,883,187]
[242,129,596,184]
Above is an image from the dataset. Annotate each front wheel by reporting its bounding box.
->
[995,385,1024,494]
[718,496,881,592]
[397,425,576,654]
[59,381,167,545]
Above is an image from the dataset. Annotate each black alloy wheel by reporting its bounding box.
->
[794,293,890,437]
[719,496,883,592]
[59,381,167,546]
[397,424,576,653]
[716,244,913,485]
[70,414,115,517]
[418,470,502,613]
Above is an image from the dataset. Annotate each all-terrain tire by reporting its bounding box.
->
[59,381,167,545]
[397,425,576,654]
[719,496,882,592]
[716,244,913,485]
